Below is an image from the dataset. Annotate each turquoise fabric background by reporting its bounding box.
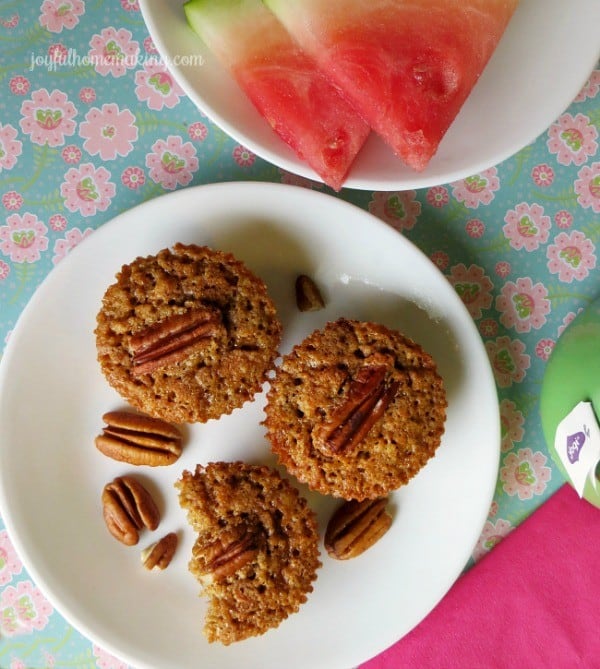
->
[0,1,598,667]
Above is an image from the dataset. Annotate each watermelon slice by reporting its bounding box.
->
[183,0,370,191]
[264,0,520,172]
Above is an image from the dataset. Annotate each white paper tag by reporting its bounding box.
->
[554,401,600,497]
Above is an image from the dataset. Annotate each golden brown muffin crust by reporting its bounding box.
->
[95,244,282,423]
[264,318,447,500]
[176,462,321,645]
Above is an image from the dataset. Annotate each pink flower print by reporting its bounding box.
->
[0,14,19,28]
[547,230,596,282]
[535,337,555,361]
[496,278,551,333]
[574,162,600,213]
[368,191,421,232]
[447,263,493,319]
[547,113,598,166]
[0,581,53,636]
[0,260,9,280]
[89,28,139,78]
[531,163,555,187]
[61,144,81,164]
[79,104,138,160]
[485,336,530,388]
[0,531,23,586]
[501,448,552,500]
[121,166,145,190]
[233,144,256,168]
[426,185,449,208]
[39,0,84,33]
[9,76,30,96]
[488,501,499,518]
[503,202,551,252]
[450,167,500,209]
[188,121,208,142]
[479,318,498,338]
[465,218,485,238]
[52,227,93,265]
[429,250,449,271]
[495,261,511,278]
[558,309,585,336]
[48,42,68,64]
[574,69,600,102]
[145,136,198,190]
[42,651,56,668]
[278,169,323,190]
[93,644,129,669]
[2,191,23,211]
[135,61,184,111]
[19,89,77,147]
[499,399,524,453]
[472,518,513,563]
[79,86,96,104]
[49,213,67,231]
[554,209,573,229]
[143,36,159,55]
[120,0,140,10]
[0,123,22,171]
[546,230,596,283]
[0,213,48,262]
[61,163,115,217]
[10,659,27,669]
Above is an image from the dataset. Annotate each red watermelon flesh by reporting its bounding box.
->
[264,0,520,172]
[184,0,370,191]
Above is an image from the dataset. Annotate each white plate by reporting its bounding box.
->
[0,183,499,669]
[138,0,600,191]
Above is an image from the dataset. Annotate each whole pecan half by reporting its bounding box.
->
[95,410,182,466]
[141,532,178,571]
[102,475,160,546]
[313,363,399,454]
[197,526,261,585]
[325,497,392,560]
[130,306,221,376]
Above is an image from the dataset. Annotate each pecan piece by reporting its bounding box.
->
[130,307,221,376]
[102,476,160,546]
[95,410,182,466]
[141,532,178,571]
[295,274,325,312]
[325,497,392,560]
[313,363,399,454]
[197,526,260,585]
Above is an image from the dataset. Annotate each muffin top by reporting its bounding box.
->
[264,318,447,500]
[176,462,321,645]
[95,243,282,423]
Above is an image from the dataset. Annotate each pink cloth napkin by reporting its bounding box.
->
[360,484,600,669]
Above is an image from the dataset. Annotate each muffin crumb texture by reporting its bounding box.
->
[176,462,321,645]
[95,244,282,423]
[264,318,447,500]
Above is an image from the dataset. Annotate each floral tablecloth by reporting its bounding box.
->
[0,2,598,668]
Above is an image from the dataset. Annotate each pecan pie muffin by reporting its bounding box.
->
[176,462,321,645]
[264,318,447,501]
[95,243,282,423]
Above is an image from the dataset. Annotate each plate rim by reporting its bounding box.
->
[0,181,500,669]
[138,0,600,191]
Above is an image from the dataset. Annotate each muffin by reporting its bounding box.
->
[264,318,447,500]
[95,243,282,423]
[176,462,321,645]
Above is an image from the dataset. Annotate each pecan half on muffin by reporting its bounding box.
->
[176,462,321,644]
[264,318,447,501]
[95,243,282,423]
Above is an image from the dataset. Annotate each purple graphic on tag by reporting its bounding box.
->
[566,431,586,464]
